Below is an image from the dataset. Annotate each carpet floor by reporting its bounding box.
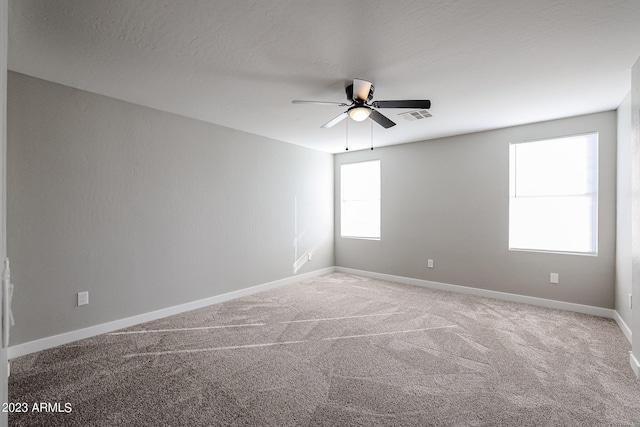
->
[8,273,640,426]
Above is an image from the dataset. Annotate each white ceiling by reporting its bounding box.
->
[8,0,640,153]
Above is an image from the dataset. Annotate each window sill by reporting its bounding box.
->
[341,236,381,241]
[508,248,597,257]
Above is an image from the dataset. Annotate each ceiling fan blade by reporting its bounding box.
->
[369,110,396,129]
[369,110,396,128]
[352,78,372,102]
[372,100,431,109]
[321,112,348,128]
[292,100,348,106]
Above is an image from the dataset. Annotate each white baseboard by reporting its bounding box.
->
[8,267,335,359]
[335,267,616,319]
[631,352,640,379]
[614,311,632,344]
[8,266,629,361]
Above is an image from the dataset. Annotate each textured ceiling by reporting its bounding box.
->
[8,0,640,153]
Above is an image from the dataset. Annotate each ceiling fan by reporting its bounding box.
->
[292,78,431,129]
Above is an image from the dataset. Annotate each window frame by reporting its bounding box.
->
[508,132,599,256]
[340,159,381,240]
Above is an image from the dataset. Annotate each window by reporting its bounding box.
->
[341,160,380,239]
[509,133,598,255]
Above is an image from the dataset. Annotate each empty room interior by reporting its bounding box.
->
[3,0,640,425]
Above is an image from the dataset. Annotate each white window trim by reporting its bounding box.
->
[508,132,598,256]
[340,160,381,240]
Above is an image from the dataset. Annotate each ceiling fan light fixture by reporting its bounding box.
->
[348,106,371,122]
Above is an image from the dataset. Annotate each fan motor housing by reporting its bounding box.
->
[346,83,375,103]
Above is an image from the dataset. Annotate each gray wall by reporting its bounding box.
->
[632,56,640,370]
[7,72,334,345]
[617,92,632,329]
[1,0,8,421]
[335,111,617,309]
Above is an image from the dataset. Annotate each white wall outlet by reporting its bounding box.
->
[77,291,89,306]
[308,252,312,261]
[550,273,559,284]
[428,259,434,269]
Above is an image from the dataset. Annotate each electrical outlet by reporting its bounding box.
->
[77,291,89,306]
[308,252,312,261]
[427,259,434,269]
[550,273,559,284]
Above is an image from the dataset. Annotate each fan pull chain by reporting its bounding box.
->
[370,119,374,150]
[345,117,349,151]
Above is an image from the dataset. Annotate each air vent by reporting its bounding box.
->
[399,109,432,121]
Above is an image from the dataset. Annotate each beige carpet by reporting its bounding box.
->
[9,273,640,426]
